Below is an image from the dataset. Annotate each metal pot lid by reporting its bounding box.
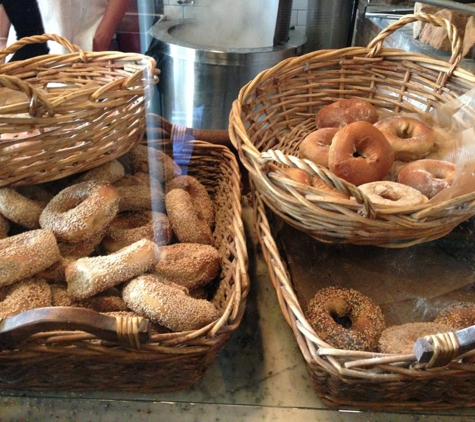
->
[148,19,306,66]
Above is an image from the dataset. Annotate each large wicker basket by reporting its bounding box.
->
[252,183,475,411]
[229,13,475,248]
[0,34,158,187]
[0,139,249,393]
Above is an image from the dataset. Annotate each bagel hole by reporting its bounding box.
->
[352,149,365,159]
[374,186,399,202]
[395,126,412,139]
[330,311,352,329]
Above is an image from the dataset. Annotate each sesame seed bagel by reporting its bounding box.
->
[0,229,61,287]
[152,243,221,290]
[434,303,475,331]
[305,286,386,351]
[75,159,125,184]
[124,145,182,182]
[165,175,215,228]
[0,277,52,319]
[39,180,120,243]
[102,211,173,253]
[66,238,160,300]
[165,188,213,245]
[0,187,47,229]
[379,322,454,355]
[122,274,220,332]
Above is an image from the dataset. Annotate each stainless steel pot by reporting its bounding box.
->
[147,19,306,130]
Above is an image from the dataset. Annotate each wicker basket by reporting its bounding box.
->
[251,183,475,411]
[0,34,158,187]
[229,13,475,248]
[0,139,249,393]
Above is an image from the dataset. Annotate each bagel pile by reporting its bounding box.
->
[292,98,457,206]
[0,144,223,333]
[305,285,475,355]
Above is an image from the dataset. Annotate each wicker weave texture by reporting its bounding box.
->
[0,140,249,393]
[0,34,159,187]
[229,14,475,248]
[252,184,475,410]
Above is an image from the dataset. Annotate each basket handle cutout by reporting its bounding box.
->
[366,13,463,76]
[0,307,151,350]
[0,33,84,62]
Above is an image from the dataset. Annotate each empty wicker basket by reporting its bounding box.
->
[0,34,158,187]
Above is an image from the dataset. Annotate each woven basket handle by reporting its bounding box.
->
[259,149,376,218]
[0,73,55,116]
[0,307,151,350]
[366,13,463,75]
[414,324,475,368]
[0,33,83,62]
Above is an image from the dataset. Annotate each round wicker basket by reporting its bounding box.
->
[229,13,475,248]
[0,34,159,187]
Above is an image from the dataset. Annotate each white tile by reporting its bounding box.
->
[290,10,298,28]
[297,10,307,27]
[292,0,308,10]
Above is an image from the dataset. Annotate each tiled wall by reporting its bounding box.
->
[162,0,308,34]
[290,0,308,34]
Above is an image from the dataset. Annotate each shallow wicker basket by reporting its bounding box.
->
[0,34,158,187]
[252,183,475,411]
[229,13,475,248]
[0,139,249,393]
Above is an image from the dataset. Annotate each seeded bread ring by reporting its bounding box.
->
[379,322,454,355]
[0,229,61,287]
[165,175,215,228]
[0,187,46,229]
[0,277,52,318]
[122,274,220,332]
[305,286,386,351]
[152,243,221,290]
[0,213,10,239]
[125,145,181,182]
[434,303,475,331]
[65,238,159,300]
[165,189,213,245]
[39,181,119,243]
[102,211,173,253]
[76,159,125,184]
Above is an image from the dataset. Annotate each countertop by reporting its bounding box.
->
[1,199,475,421]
